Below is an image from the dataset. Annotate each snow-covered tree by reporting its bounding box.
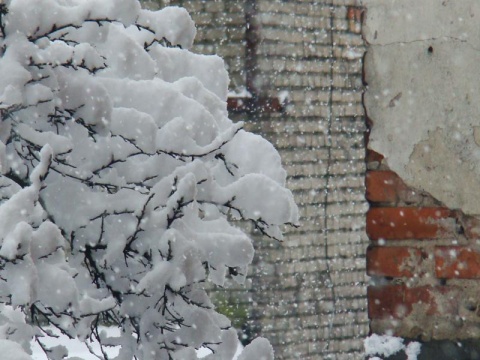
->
[0,0,298,359]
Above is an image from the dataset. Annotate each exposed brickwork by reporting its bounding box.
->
[366,120,480,340]
[363,0,480,345]
[367,246,425,278]
[462,216,480,240]
[227,97,283,114]
[366,170,421,204]
[366,171,399,203]
[368,285,461,320]
[366,207,453,240]
[435,246,480,279]
[346,6,363,33]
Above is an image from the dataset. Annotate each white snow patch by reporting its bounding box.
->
[365,334,421,360]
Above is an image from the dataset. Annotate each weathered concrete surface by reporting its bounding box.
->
[362,0,480,46]
[363,0,480,215]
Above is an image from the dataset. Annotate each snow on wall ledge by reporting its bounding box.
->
[362,0,480,215]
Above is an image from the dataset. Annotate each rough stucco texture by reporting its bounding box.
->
[363,0,480,215]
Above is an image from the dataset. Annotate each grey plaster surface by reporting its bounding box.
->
[364,0,480,214]
[362,0,480,46]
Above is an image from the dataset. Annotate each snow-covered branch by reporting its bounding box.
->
[0,0,298,359]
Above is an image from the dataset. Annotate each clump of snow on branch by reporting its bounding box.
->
[0,0,298,359]
[365,334,421,360]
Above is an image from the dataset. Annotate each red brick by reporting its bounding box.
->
[346,7,363,33]
[227,97,247,112]
[366,170,423,205]
[366,207,452,240]
[464,216,480,240]
[367,246,424,277]
[346,7,363,21]
[366,171,400,203]
[366,149,384,165]
[227,96,283,113]
[256,97,283,113]
[435,246,480,279]
[368,285,407,319]
[368,285,459,320]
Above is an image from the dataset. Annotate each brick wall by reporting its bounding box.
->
[249,3,368,358]
[363,0,480,344]
[365,155,480,340]
[144,1,369,358]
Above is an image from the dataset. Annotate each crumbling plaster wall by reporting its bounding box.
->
[363,0,480,215]
[363,0,480,343]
